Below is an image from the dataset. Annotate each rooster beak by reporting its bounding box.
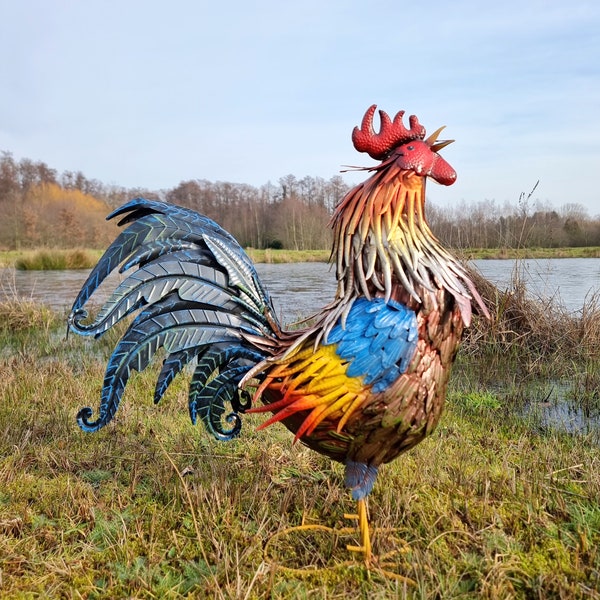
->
[426,126,454,152]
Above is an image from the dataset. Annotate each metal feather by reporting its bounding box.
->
[70,107,490,546]
[71,199,279,438]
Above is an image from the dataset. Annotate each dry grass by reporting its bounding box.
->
[0,274,599,597]
[13,248,102,270]
[0,300,55,333]
[1,246,598,269]
[244,248,330,263]
[464,266,600,372]
[0,349,598,598]
[462,246,600,260]
[0,294,56,334]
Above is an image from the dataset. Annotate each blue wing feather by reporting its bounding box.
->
[326,297,418,393]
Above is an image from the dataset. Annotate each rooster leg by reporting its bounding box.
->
[344,498,372,564]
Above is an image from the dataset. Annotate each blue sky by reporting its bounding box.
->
[1,0,599,216]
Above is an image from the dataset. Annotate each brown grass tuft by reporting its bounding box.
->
[14,248,101,270]
[0,297,56,332]
[463,265,600,371]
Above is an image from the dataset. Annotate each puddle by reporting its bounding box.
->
[511,381,599,441]
[523,400,600,439]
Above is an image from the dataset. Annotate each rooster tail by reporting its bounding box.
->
[69,198,280,440]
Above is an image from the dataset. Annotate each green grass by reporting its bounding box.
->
[461,246,600,260]
[1,246,599,269]
[0,296,599,598]
[12,249,103,270]
[245,248,331,263]
[0,248,331,269]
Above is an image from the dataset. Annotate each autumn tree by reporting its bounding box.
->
[1,150,598,251]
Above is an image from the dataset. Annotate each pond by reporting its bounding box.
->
[474,258,600,313]
[1,258,598,438]
[1,258,598,318]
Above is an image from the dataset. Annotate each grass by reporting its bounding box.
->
[462,247,600,260]
[2,246,598,269]
[0,282,599,597]
[462,266,600,380]
[11,249,103,270]
[244,248,331,263]
[0,296,56,334]
[0,248,331,269]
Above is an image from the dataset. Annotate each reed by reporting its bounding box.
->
[463,266,600,370]
[0,295,56,333]
[13,248,102,270]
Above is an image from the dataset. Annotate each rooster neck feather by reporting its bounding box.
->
[329,163,487,330]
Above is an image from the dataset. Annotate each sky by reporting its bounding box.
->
[1,0,599,216]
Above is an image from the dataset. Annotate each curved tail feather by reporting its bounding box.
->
[189,346,264,440]
[70,199,280,439]
[69,198,274,336]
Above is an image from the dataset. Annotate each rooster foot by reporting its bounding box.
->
[344,497,372,565]
[344,499,416,584]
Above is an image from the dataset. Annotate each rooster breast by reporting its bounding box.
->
[248,286,463,470]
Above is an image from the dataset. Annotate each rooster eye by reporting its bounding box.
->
[407,145,414,151]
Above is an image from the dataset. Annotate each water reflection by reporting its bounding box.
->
[501,380,600,442]
[255,263,337,323]
[525,400,599,441]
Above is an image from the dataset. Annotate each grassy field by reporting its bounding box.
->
[0,249,331,269]
[459,246,600,260]
[0,283,599,597]
[0,246,599,269]
[245,249,331,264]
[0,249,104,270]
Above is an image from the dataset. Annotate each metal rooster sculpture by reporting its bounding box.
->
[69,105,489,563]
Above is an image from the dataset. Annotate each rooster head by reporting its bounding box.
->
[352,104,457,186]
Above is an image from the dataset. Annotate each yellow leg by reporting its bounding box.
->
[344,498,372,564]
[264,504,416,584]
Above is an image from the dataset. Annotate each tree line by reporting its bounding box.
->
[427,195,600,249]
[1,150,598,251]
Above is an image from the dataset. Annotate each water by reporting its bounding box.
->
[1,257,598,436]
[474,258,600,313]
[1,258,598,317]
[255,263,337,322]
[0,263,339,318]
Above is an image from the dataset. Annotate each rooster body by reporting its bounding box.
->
[69,105,488,561]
